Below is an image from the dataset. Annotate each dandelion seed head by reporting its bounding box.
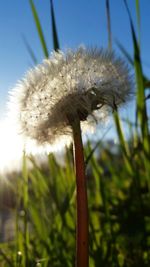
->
[9,47,133,149]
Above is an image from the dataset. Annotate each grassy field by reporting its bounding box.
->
[0,0,150,266]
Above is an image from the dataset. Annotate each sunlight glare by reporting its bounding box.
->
[0,119,24,175]
[0,119,66,176]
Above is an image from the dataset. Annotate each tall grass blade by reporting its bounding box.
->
[113,111,133,174]
[135,0,141,45]
[113,111,129,158]
[124,0,150,154]
[105,1,131,164]
[15,177,22,267]
[145,80,150,89]
[29,0,49,58]
[105,0,112,51]
[22,34,38,65]
[22,152,29,267]
[85,127,111,166]
[50,0,60,51]
[116,40,134,66]
[116,39,150,89]
[0,249,14,267]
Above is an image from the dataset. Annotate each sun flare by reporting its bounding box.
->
[0,119,24,175]
[0,119,66,176]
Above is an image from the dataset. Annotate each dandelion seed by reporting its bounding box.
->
[8,47,133,148]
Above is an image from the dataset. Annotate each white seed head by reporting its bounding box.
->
[8,47,133,148]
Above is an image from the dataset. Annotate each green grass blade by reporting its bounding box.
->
[145,80,150,88]
[22,152,29,267]
[113,112,129,158]
[105,1,132,170]
[116,39,150,89]
[116,40,134,66]
[50,0,60,51]
[22,34,38,65]
[105,0,112,51]
[124,0,150,154]
[113,111,133,174]
[85,127,111,166]
[29,0,49,58]
[135,0,141,45]
[0,250,14,267]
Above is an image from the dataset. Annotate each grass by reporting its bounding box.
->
[0,0,150,266]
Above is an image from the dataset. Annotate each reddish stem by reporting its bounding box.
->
[72,119,89,267]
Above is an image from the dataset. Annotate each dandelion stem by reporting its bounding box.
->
[71,118,89,267]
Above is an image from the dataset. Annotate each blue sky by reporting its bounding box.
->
[0,0,150,120]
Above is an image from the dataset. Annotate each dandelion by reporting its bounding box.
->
[9,47,132,147]
[9,47,132,267]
